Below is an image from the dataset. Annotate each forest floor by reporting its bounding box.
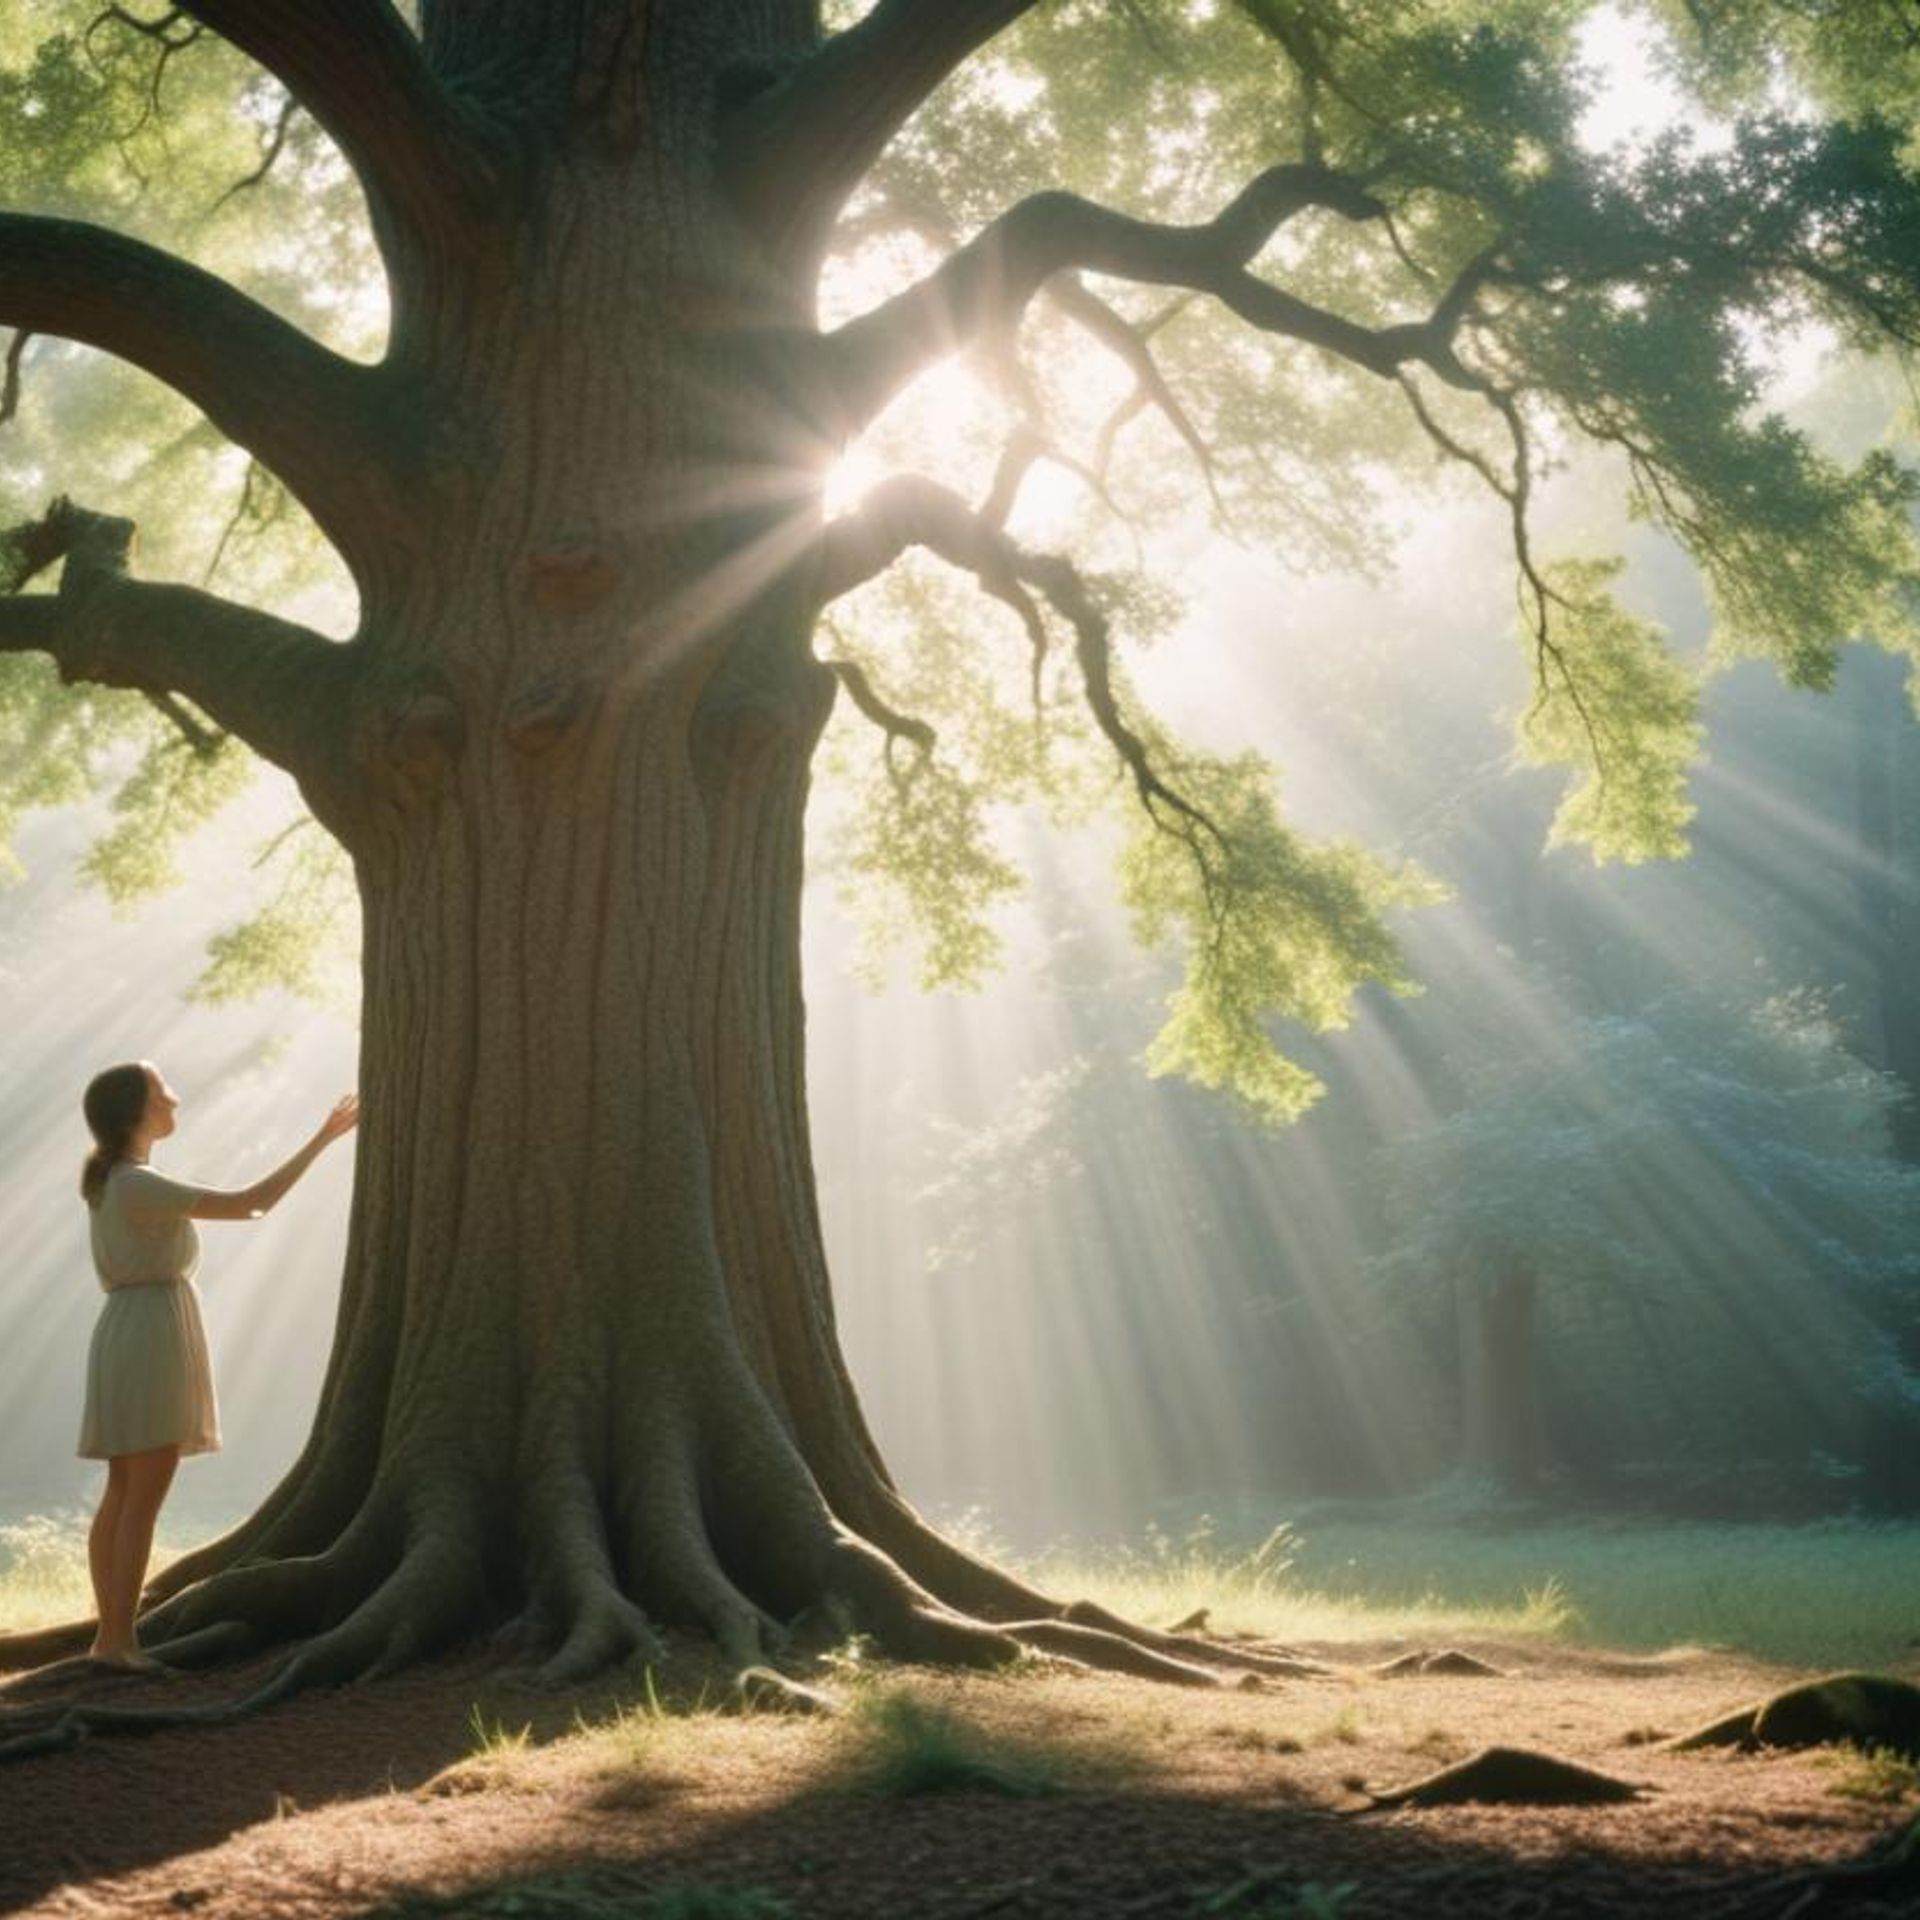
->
[2,1628,1917,1919]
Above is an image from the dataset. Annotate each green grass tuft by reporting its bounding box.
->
[841,1688,1068,1798]
[464,1703,532,1759]
[635,1887,792,1920]
[368,1869,789,1919]
[1826,1744,1920,1805]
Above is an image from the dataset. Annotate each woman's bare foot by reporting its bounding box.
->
[84,1647,166,1673]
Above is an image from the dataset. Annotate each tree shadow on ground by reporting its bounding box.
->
[0,1643,1913,1919]
[339,1782,1917,1920]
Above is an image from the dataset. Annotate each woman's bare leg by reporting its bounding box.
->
[86,1459,128,1644]
[91,1445,179,1662]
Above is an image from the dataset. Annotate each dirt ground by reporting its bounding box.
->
[2,1632,1916,1918]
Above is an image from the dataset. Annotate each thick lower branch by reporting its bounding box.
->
[0,497,355,791]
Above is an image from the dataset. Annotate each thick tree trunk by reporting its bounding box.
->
[109,621,1066,1687]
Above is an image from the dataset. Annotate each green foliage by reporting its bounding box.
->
[1121,747,1441,1122]
[0,2,358,941]
[0,655,144,881]
[818,0,1920,1108]
[1366,987,1920,1489]
[1516,558,1702,863]
[78,731,252,904]
[829,746,1024,991]
[191,823,358,1010]
[7,0,1920,1096]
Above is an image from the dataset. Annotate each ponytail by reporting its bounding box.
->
[80,1062,151,1209]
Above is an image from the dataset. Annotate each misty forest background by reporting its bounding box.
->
[5,335,1917,1574]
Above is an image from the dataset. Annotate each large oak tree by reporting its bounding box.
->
[2,0,1918,1737]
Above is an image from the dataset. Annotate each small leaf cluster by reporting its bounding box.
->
[1516,557,1702,865]
[1121,744,1442,1124]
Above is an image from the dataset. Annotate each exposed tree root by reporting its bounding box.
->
[1666,1673,1920,1759]
[0,1495,1297,1760]
[0,1514,480,1762]
[1372,1648,1505,1678]
[1003,1618,1230,1688]
[852,1493,1330,1679]
[0,1377,1312,1761]
[1356,1745,1646,1809]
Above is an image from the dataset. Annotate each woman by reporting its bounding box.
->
[77,1060,358,1671]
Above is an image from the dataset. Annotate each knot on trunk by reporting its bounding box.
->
[525,544,623,615]
[505,670,600,753]
[386,686,465,772]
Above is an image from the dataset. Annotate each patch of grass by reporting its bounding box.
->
[371,1870,789,1919]
[1246,1887,1359,1920]
[1825,1745,1920,1805]
[1013,1502,1920,1668]
[1023,1514,1575,1649]
[565,1684,705,1811]
[1194,1870,1359,1917]
[0,1510,186,1632]
[560,1663,765,1809]
[1220,1725,1305,1755]
[636,1887,791,1920]
[420,1703,537,1797]
[466,1702,532,1759]
[836,1687,1072,1799]
[1309,1706,1365,1748]
[1259,1509,1920,1668]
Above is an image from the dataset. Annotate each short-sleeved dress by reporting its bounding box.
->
[77,1162,221,1460]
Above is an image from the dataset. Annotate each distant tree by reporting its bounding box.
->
[2,0,1920,1723]
[1367,989,1920,1510]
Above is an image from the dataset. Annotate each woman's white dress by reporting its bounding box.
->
[77,1162,221,1459]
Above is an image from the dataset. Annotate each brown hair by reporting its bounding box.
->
[80,1062,150,1208]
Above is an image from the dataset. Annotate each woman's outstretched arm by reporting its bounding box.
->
[189,1095,359,1222]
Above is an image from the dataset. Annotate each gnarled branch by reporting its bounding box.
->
[175,1,497,262]
[0,498,355,793]
[1048,276,1224,519]
[209,91,302,214]
[825,654,937,788]
[722,0,1039,262]
[819,164,1432,433]
[811,474,1220,852]
[0,214,388,562]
